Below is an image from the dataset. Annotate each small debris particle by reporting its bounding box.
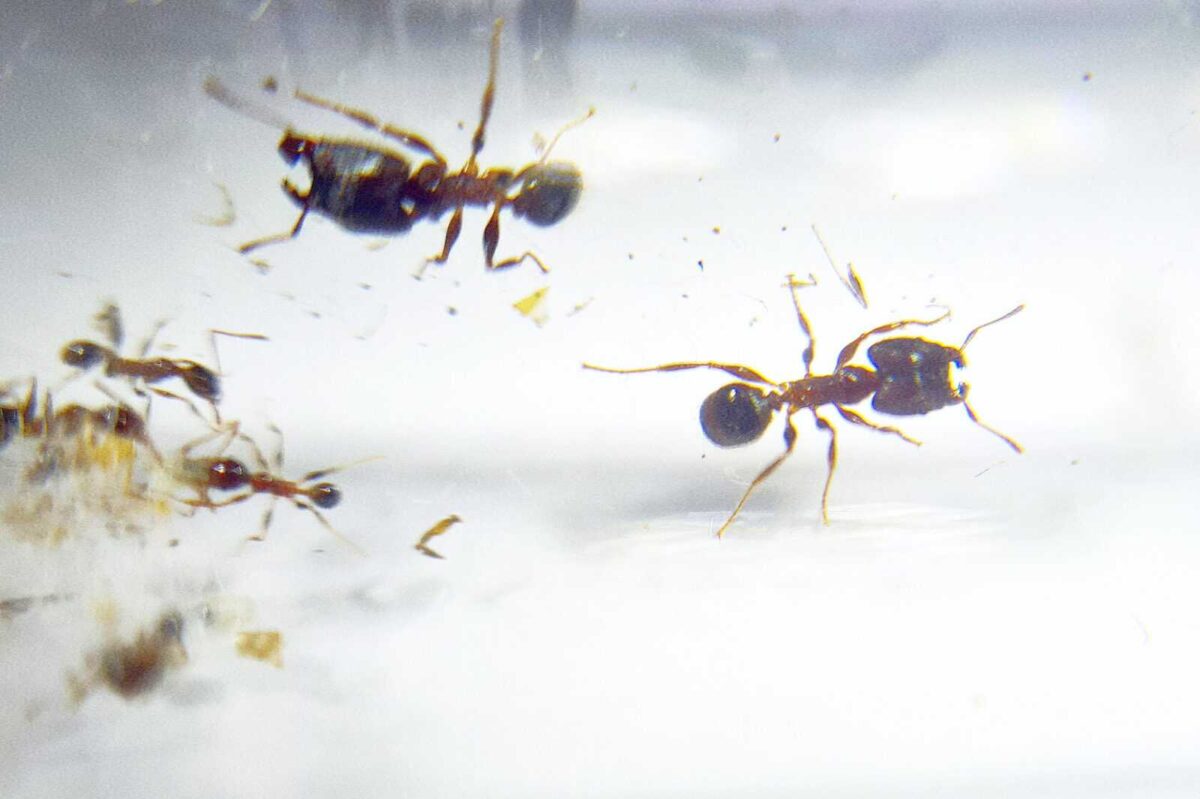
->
[236,630,284,668]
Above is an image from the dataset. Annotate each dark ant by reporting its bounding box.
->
[204,18,591,273]
[172,424,362,553]
[583,275,1023,537]
[71,611,187,702]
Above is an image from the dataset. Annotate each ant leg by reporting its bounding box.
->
[583,361,777,387]
[414,514,463,560]
[784,273,819,375]
[834,405,921,446]
[811,409,838,525]
[298,502,366,556]
[465,18,504,171]
[533,107,595,163]
[714,411,799,538]
[422,207,464,272]
[149,386,220,426]
[136,319,169,360]
[834,310,952,370]
[95,303,125,349]
[238,202,309,255]
[291,89,448,166]
[247,498,278,543]
[483,206,550,272]
[963,400,1023,454]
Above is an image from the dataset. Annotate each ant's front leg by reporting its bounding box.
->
[238,185,310,255]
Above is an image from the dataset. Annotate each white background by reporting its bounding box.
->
[2,1,1200,796]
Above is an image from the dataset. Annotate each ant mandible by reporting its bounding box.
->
[204,18,591,274]
[583,276,1024,537]
[172,423,362,553]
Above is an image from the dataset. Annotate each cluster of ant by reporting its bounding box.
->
[0,304,351,549]
[202,19,1024,537]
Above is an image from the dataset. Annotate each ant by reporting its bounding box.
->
[583,275,1024,537]
[0,377,156,461]
[204,18,592,274]
[171,423,362,553]
[59,304,265,422]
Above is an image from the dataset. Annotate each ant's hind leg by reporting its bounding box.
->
[715,412,800,539]
[583,361,776,387]
[834,406,921,446]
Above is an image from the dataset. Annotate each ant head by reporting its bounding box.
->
[700,383,773,447]
[207,458,250,491]
[511,162,582,227]
[278,133,311,166]
[181,365,221,402]
[100,406,147,441]
[62,340,106,369]
[867,338,963,416]
[309,482,341,509]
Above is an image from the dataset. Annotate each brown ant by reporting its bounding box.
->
[583,276,1023,537]
[59,304,265,422]
[204,18,591,273]
[70,611,187,702]
[0,378,157,462]
[171,424,363,553]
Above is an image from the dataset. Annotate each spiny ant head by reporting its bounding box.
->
[700,383,773,448]
[181,364,221,402]
[512,162,582,227]
[208,458,250,491]
[867,337,963,416]
[309,482,341,509]
[62,340,107,369]
[278,133,312,166]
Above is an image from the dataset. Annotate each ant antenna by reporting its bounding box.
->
[535,106,595,163]
[959,304,1025,453]
[962,305,1024,351]
[203,76,293,131]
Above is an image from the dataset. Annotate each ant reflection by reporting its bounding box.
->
[585,276,1023,536]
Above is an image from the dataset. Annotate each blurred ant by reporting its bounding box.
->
[60,304,265,422]
[584,275,1024,537]
[0,378,157,464]
[205,18,591,273]
[171,423,364,553]
[70,611,187,702]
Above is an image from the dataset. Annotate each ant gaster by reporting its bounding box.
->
[584,275,1024,537]
[204,18,591,273]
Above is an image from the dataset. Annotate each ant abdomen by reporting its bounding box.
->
[207,458,249,491]
[309,483,341,509]
[512,161,582,226]
[867,338,964,416]
[61,341,107,369]
[700,383,773,447]
[180,365,221,402]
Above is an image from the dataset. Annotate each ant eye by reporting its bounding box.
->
[311,483,341,509]
[700,383,773,447]
[62,341,104,368]
[182,366,221,402]
[512,162,582,226]
[209,459,249,491]
[278,134,307,166]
